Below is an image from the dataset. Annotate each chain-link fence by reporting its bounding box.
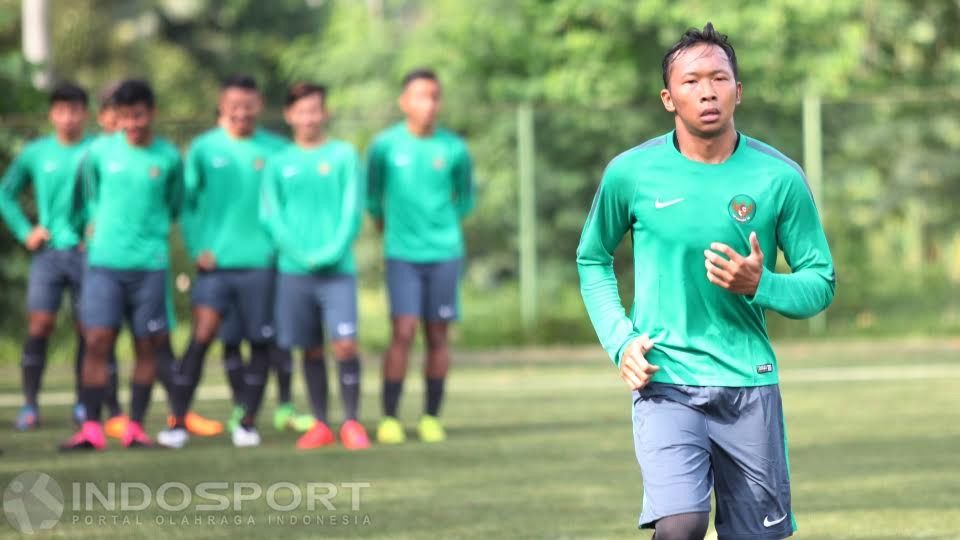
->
[2,96,958,352]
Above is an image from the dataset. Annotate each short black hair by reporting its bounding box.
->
[402,68,438,89]
[113,79,155,108]
[98,82,120,109]
[49,82,88,107]
[285,82,327,107]
[221,74,259,92]
[662,22,738,88]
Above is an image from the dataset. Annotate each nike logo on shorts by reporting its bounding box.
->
[763,514,788,527]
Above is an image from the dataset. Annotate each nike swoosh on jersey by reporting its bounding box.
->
[763,514,788,527]
[654,197,685,209]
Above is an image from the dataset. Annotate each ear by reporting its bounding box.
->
[660,88,676,113]
[735,81,742,105]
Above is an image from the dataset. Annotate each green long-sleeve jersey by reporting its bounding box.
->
[82,133,183,270]
[0,134,92,248]
[180,127,288,268]
[576,132,836,387]
[366,123,474,262]
[260,139,362,275]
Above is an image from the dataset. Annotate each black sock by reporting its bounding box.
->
[105,349,121,417]
[303,355,328,423]
[338,357,361,421]
[80,385,106,423]
[22,336,48,407]
[73,334,84,404]
[241,343,270,426]
[129,382,153,424]
[223,343,245,406]
[425,376,445,417]
[272,347,293,404]
[383,380,403,418]
[154,338,178,412]
[173,338,211,419]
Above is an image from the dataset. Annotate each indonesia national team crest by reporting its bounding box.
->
[148,166,160,179]
[728,195,756,223]
[433,156,445,170]
[253,157,265,171]
[317,161,331,175]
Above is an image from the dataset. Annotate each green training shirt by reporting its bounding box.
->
[260,139,362,275]
[82,133,183,270]
[576,131,835,387]
[181,127,288,268]
[366,122,474,262]
[0,134,93,248]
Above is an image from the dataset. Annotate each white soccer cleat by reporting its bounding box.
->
[157,427,189,449]
[232,426,261,448]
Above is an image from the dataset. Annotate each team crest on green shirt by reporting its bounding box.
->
[148,165,161,179]
[433,156,445,170]
[728,195,756,223]
[253,157,265,171]
[317,161,331,175]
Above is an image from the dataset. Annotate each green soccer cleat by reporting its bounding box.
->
[417,415,447,443]
[273,402,298,432]
[227,405,244,434]
[376,417,406,444]
[292,414,316,433]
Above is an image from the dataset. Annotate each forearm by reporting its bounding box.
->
[751,266,835,319]
[577,262,641,366]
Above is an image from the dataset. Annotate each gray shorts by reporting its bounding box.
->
[80,267,169,337]
[26,247,84,314]
[191,269,276,343]
[632,383,794,540]
[386,258,461,322]
[217,306,243,345]
[275,273,358,349]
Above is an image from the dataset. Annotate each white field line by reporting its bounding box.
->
[0,363,958,408]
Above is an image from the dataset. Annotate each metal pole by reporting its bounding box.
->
[517,104,537,333]
[803,91,827,335]
[22,0,53,90]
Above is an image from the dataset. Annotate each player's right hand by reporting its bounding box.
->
[374,219,384,234]
[619,335,659,391]
[197,250,216,271]
[25,226,50,251]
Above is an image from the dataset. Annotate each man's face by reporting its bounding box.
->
[116,102,154,146]
[98,106,118,133]
[219,87,262,137]
[660,43,742,138]
[284,93,327,141]
[49,101,88,141]
[399,78,441,130]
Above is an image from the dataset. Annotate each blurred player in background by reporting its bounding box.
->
[366,69,474,444]
[157,75,286,449]
[63,79,183,450]
[576,23,835,539]
[0,83,92,431]
[261,82,369,450]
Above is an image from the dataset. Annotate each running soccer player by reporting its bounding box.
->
[576,23,835,539]
[366,69,474,444]
[0,82,92,431]
[62,79,183,450]
[261,82,369,450]
[157,75,287,449]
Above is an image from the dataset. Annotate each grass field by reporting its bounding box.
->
[0,339,959,539]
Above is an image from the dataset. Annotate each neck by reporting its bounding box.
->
[674,123,738,164]
[406,120,434,137]
[225,127,255,139]
[295,132,327,148]
[129,132,153,147]
[56,132,82,145]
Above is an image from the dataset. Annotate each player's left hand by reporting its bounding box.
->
[197,250,216,272]
[704,231,764,296]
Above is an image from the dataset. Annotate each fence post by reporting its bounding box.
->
[802,91,827,335]
[516,104,538,334]
[21,0,53,90]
